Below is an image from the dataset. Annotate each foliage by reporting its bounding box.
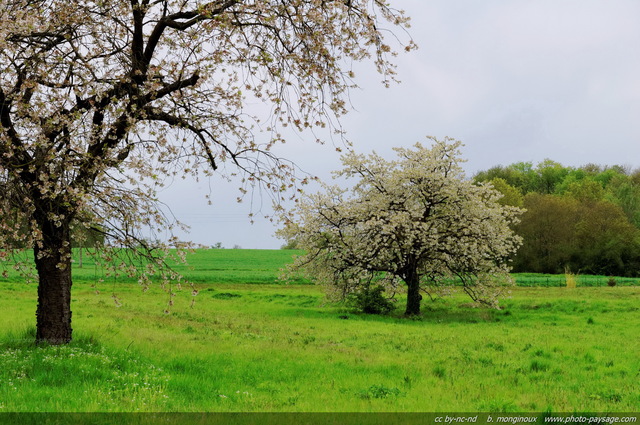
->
[512,193,640,276]
[489,178,524,207]
[475,160,640,276]
[512,194,578,273]
[280,138,523,315]
[347,282,396,315]
[280,236,300,250]
[0,0,414,343]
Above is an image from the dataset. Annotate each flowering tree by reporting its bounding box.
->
[279,139,523,316]
[0,0,414,344]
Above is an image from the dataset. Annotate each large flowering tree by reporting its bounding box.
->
[0,0,414,344]
[279,139,523,316]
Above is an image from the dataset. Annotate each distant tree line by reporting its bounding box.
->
[474,160,640,276]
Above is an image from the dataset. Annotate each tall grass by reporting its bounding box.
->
[0,250,638,412]
[0,280,638,412]
[564,268,577,289]
[0,328,170,412]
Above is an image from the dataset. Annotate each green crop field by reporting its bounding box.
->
[0,249,638,413]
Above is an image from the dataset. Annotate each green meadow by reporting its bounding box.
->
[0,249,638,412]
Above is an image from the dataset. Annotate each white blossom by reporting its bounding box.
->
[279,138,523,315]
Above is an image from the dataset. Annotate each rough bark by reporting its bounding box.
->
[34,218,73,345]
[404,267,422,316]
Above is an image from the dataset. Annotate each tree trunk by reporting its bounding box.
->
[404,267,422,316]
[34,218,73,345]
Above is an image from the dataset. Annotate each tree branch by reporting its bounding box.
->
[143,71,200,103]
[0,88,33,169]
[141,107,224,170]
[144,0,239,66]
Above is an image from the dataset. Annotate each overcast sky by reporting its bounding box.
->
[160,0,640,249]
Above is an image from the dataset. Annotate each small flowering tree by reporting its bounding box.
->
[0,0,414,344]
[279,138,523,315]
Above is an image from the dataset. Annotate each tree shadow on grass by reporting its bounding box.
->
[325,301,516,325]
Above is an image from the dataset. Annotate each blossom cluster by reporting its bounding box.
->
[279,138,523,312]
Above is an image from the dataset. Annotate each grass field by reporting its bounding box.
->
[0,249,638,412]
